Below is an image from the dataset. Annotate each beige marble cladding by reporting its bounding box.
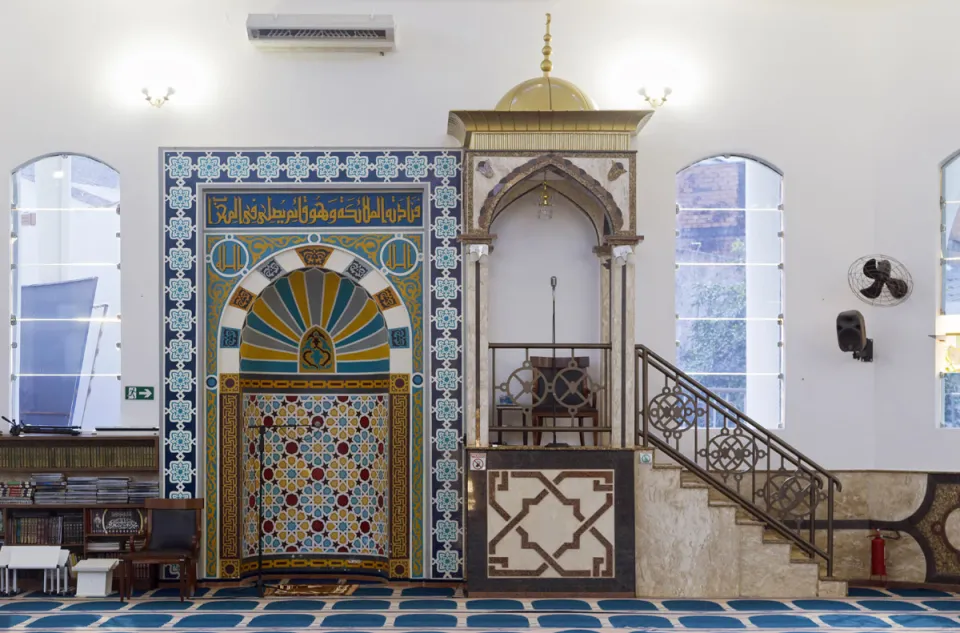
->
[635,456,838,598]
[834,471,928,522]
[817,529,926,583]
[721,471,930,583]
[739,532,819,598]
[487,469,615,579]
[820,471,929,583]
[944,508,960,549]
[634,459,941,591]
[635,464,741,596]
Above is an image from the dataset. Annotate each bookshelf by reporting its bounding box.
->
[0,504,154,589]
[0,436,160,590]
[0,436,159,471]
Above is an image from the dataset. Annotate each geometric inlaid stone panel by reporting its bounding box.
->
[466,448,634,596]
[488,470,614,578]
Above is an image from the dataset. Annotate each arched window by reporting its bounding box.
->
[11,155,120,431]
[675,155,784,428]
[940,155,960,427]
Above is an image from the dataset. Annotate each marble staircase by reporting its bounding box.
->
[635,451,847,599]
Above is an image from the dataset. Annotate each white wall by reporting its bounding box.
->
[489,194,601,346]
[0,0,954,470]
[487,193,603,445]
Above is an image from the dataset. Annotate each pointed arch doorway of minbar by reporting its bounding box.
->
[460,149,642,450]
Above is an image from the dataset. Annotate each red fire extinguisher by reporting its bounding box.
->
[870,529,887,579]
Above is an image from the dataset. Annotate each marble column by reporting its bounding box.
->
[609,254,624,447]
[616,246,637,448]
[599,254,611,447]
[465,244,490,446]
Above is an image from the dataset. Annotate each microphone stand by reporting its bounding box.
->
[549,277,560,446]
[551,276,557,347]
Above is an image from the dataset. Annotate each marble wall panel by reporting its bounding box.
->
[635,465,741,597]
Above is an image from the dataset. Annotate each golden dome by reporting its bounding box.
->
[495,14,597,112]
[496,76,597,112]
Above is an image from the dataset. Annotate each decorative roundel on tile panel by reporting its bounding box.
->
[209,237,251,278]
[379,236,421,277]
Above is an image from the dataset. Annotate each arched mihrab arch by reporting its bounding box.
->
[215,243,413,581]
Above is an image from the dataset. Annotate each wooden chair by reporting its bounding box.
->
[119,498,203,602]
[530,356,600,446]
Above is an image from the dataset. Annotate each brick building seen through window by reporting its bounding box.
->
[675,156,783,428]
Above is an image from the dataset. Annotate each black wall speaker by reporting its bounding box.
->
[836,310,873,362]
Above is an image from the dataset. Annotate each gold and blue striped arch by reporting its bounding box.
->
[239,269,391,374]
[205,191,424,229]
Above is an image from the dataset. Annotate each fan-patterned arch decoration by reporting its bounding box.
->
[240,269,390,374]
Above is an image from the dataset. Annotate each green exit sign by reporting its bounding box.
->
[125,386,155,401]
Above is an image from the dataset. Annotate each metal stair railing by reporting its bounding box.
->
[636,344,841,577]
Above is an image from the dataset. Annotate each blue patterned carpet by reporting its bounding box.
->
[0,586,959,631]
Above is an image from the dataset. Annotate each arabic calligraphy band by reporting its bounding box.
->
[206,192,424,228]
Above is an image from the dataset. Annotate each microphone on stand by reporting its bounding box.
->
[546,275,567,448]
[550,275,558,347]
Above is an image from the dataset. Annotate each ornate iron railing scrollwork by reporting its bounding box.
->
[636,345,840,577]
[489,343,611,446]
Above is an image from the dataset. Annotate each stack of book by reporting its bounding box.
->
[129,480,159,504]
[96,478,129,504]
[0,481,34,505]
[87,540,123,553]
[65,477,98,504]
[32,474,66,504]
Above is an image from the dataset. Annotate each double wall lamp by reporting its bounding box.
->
[142,86,175,108]
[638,85,672,108]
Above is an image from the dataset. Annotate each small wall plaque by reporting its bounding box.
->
[470,453,487,471]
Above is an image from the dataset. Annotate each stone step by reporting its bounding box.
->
[735,510,765,526]
[818,577,849,598]
[643,450,845,598]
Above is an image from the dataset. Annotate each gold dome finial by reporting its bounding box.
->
[540,13,552,75]
[494,13,597,111]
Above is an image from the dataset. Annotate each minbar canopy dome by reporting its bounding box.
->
[494,14,597,112]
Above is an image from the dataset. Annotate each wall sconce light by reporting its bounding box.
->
[142,86,175,108]
[639,85,672,108]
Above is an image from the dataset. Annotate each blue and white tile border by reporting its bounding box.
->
[161,149,464,578]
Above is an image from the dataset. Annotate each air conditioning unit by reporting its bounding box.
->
[246,14,396,53]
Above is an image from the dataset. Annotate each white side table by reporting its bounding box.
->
[73,559,120,598]
[0,547,11,595]
[6,546,62,595]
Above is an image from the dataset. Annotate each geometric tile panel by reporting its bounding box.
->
[239,269,391,375]
[163,149,463,580]
[242,394,389,560]
[207,234,421,581]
